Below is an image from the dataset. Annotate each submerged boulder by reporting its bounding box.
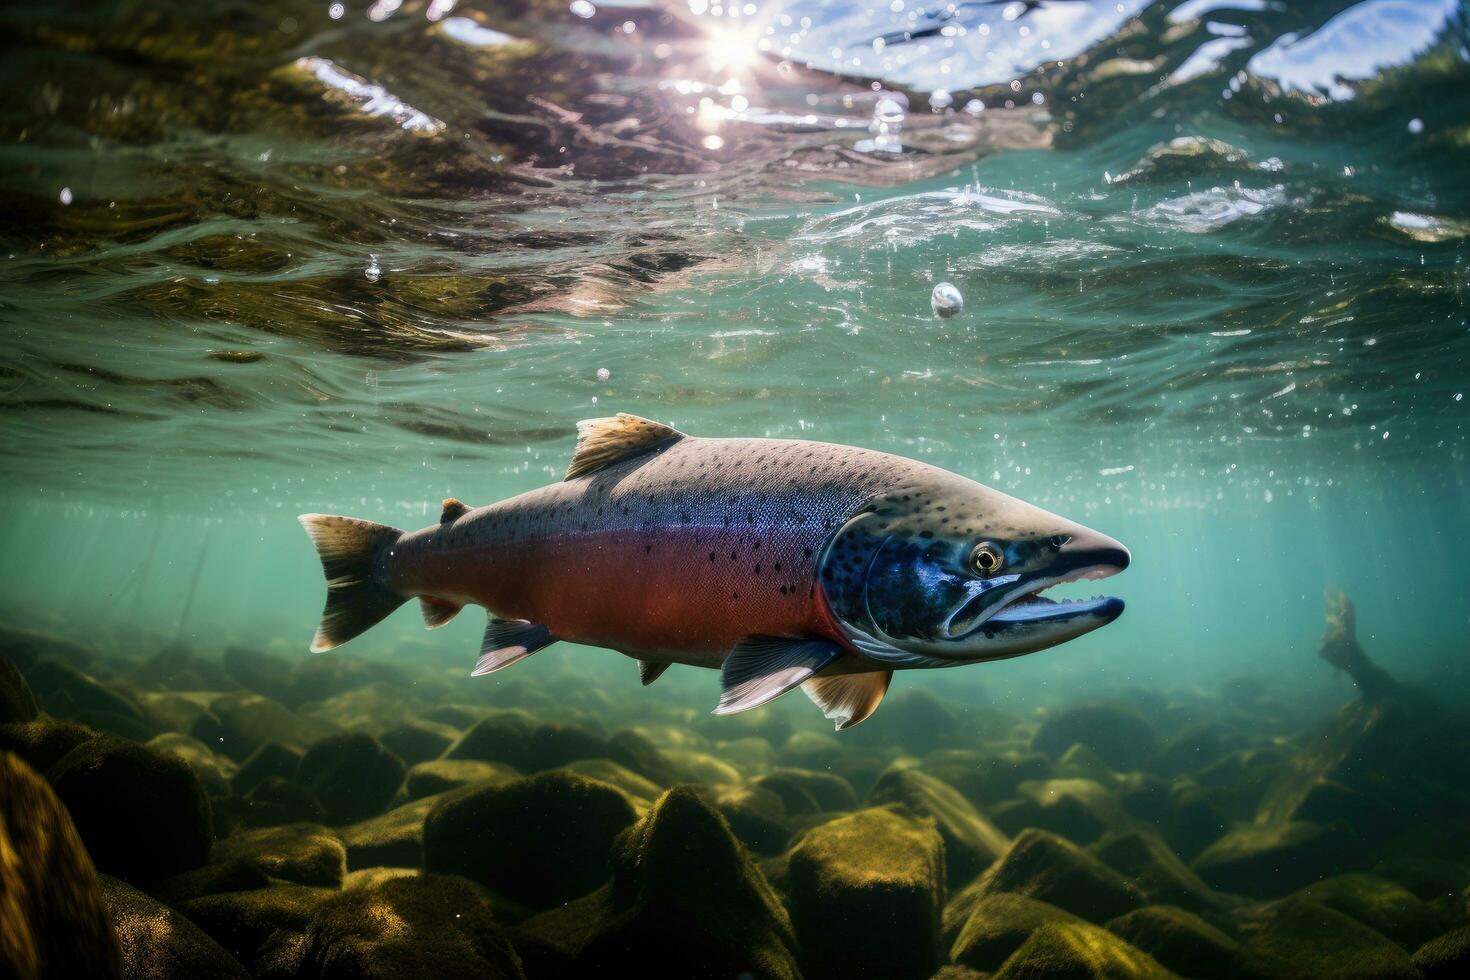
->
[0,718,97,771]
[1192,820,1366,897]
[1031,703,1158,771]
[0,657,38,723]
[379,719,460,765]
[0,751,121,980]
[786,806,945,979]
[256,874,524,980]
[194,692,337,761]
[992,920,1176,979]
[404,758,516,800]
[445,713,608,774]
[949,893,1083,972]
[513,786,799,978]
[1092,830,1225,913]
[995,777,1134,845]
[100,874,252,980]
[147,732,237,797]
[1105,905,1241,978]
[48,735,212,885]
[755,767,859,813]
[181,883,333,973]
[231,742,303,795]
[1413,926,1470,979]
[1236,896,1419,980]
[423,769,636,909]
[295,733,406,825]
[340,794,447,869]
[1295,873,1443,950]
[975,828,1145,924]
[212,823,347,888]
[708,785,792,855]
[869,768,1010,886]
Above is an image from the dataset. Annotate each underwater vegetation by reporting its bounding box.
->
[3,591,1470,979]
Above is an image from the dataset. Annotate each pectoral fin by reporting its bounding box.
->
[639,660,670,686]
[801,670,892,731]
[472,619,556,677]
[420,596,463,630]
[714,636,844,716]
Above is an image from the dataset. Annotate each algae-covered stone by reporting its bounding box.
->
[997,777,1134,845]
[296,732,406,824]
[48,735,212,885]
[242,776,329,828]
[1237,896,1419,980]
[1031,703,1159,771]
[976,828,1145,923]
[380,719,460,765]
[213,822,347,887]
[405,758,516,800]
[1192,820,1366,897]
[1295,873,1442,949]
[147,732,238,796]
[993,920,1176,979]
[605,727,678,784]
[710,784,792,855]
[0,657,38,723]
[341,793,451,869]
[445,712,608,773]
[755,767,859,812]
[515,786,800,978]
[0,718,98,774]
[664,746,745,785]
[564,758,662,808]
[1092,830,1225,913]
[101,874,252,980]
[256,874,525,979]
[195,692,338,761]
[231,741,302,795]
[423,769,636,909]
[949,893,1084,971]
[1414,925,1470,979]
[0,751,122,980]
[222,646,296,704]
[777,729,844,769]
[24,659,147,728]
[787,806,945,979]
[1105,905,1240,978]
[182,883,334,973]
[869,768,1010,886]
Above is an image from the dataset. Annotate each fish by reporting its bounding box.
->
[299,414,1130,729]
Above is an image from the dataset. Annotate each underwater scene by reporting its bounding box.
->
[2,0,1469,978]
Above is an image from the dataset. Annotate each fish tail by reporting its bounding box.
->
[298,513,407,653]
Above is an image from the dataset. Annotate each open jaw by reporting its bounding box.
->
[947,562,1126,637]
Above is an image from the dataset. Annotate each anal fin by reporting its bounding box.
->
[801,670,892,731]
[714,635,843,716]
[639,660,670,686]
[473,619,556,677]
[420,596,464,630]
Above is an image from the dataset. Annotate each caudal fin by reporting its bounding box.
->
[298,514,406,653]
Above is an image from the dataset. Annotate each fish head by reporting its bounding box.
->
[819,471,1129,664]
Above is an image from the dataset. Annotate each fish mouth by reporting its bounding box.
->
[945,545,1130,638]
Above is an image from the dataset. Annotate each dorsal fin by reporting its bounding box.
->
[440,498,470,522]
[565,414,684,481]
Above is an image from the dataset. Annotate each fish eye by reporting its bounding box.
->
[970,542,1005,575]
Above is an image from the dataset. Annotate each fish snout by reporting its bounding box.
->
[1058,528,1130,578]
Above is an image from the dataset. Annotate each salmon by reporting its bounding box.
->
[300,414,1129,729]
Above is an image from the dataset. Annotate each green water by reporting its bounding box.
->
[2,1,1470,976]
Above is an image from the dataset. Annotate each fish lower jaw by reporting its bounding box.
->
[947,561,1125,635]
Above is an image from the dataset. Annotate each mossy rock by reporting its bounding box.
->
[24,659,147,726]
[0,718,98,771]
[996,777,1134,845]
[869,768,1010,887]
[563,758,662,808]
[181,883,334,973]
[1295,873,1443,949]
[241,776,329,828]
[844,687,962,752]
[138,691,218,733]
[101,874,252,979]
[147,732,238,796]
[514,786,799,978]
[379,719,461,765]
[405,759,517,800]
[222,646,296,704]
[1192,820,1367,898]
[1166,779,1230,860]
[1031,703,1159,771]
[992,920,1177,978]
[341,793,455,869]
[756,767,859,812]
[777,730,844,770]
[787,806,945,979]
[1237,896,1419,980]
[976,828,1145,924]
[950,893,1083,971]
[231,742,303,795]
[1053,743,1120,784]
[445,712,608,773]
[0,751,121,980]
[296,732,406,825]
[664,747,745,785]
[1156,722,1234,777]
[1105,905,1240,978]
[48,735,212,885]
[286,654,408,709]
[194,692,338,761]
[256,873,525,979]
[423,769,636,909]
[1413,925,1470,979]
[0,657,38,723]
[159,823,346,901]
[708,784,792,855]
[604,727,678,784]
[1092,830,1225,913]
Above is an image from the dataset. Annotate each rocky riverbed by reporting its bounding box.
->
[3,608,1469,979]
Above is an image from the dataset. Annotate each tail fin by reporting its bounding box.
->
[298,514,406,653]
